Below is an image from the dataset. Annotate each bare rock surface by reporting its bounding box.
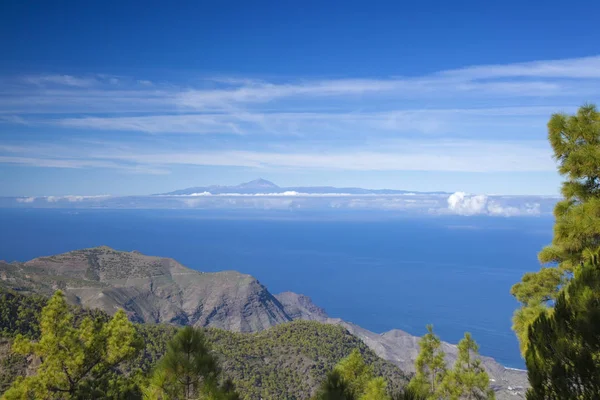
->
[0,247,291,332]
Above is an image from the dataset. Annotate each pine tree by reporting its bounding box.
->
[2,290,141,399]
[407,325,446,399]
[359,377,390,400]
[439,333,494,400]
[145,326,238,400]
[315,349,392,400]
[334,349,374,398]
[390,386,427,400]
[511,104,600,355]
[525,256,600,399]
[313,370,356,400]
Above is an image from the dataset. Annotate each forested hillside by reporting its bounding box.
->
[0,289,408,399]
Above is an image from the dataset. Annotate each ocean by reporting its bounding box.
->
[0,208,554,369]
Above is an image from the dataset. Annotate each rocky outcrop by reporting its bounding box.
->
[275,291,328,321]
[0,247,291,332]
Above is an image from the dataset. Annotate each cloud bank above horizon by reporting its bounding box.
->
[6,189,557,218]
[446,192,542,217]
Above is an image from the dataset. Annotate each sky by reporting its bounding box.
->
[1,0,600,196]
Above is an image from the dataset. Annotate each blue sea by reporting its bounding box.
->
[0,208,554,369]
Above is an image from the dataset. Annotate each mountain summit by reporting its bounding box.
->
[0,246,291,331]
[235,179,279,190]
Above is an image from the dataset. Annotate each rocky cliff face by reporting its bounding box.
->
[0,247,291,332]
[274,291,328,321]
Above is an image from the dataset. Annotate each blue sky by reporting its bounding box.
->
[1,1,600,196]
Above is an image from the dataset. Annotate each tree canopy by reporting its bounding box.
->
[438,333,494,400]
[407,325,446,398]
[314,349,393,400]
[511,104,600,355]
[407,326,493,400]
[145,326,239,400]
[2,290,141,400]
[525,256,600,399]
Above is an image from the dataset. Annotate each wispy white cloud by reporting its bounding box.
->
[175,79,569,112]
[0,137,554,173]
[93,139,553,172]
[0,155,169,175]
[439,55,600,79]
[23,74,98,87]
[16,196,36,203]
[0,115,30,125]
[49,106,563,136]
[1,55,597,118]
[56,114,246,135]
[1,55,598,187]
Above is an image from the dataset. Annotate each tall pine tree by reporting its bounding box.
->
[314,349,391,400]
[313,370,356,400]
[525,255,600,399]
[145,326,238,400]
[439,333,494,400]
[407,325,447,399]
[511,104,600,355]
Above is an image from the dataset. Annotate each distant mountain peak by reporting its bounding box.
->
[236,178,279,189]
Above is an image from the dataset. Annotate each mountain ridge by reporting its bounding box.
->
[0,247,527,398]
[0,246,291,332]
[157,179,451,196]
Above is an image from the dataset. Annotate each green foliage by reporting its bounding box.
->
[438,333,494,400]
[0,290,407,399]
[408,327,493,400]
[128,324,178,375]
[407,325,446,399]
[313,370,355,400]
[0,289,45,339]
[315,350,391,400]
[204,321,407,399]
[511,104,600,355]
[390,386,427,400]
[335,349,374,397]
[145,326,236,400]
[525,259,600,399]
[1,291,142,399]
[0,342,27,395]
[359,377,389,400]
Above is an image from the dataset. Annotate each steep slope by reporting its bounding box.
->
[1,248,527,398]
[275,292,528,399]
[0,290,408,400]
[274,291,328,321]
[0,247,291,332]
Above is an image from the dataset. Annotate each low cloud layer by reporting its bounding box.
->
[16,197,35,203]
[8,191,554,217]
[447,192,541,216]
[168,191,358,197]
[16,195,112,203]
